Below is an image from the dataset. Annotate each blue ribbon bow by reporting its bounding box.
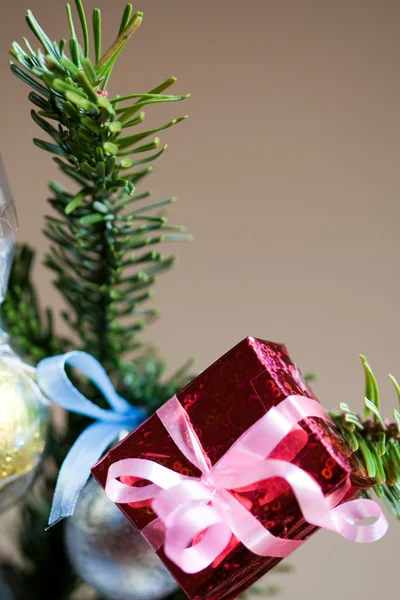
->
[36,351,147,526]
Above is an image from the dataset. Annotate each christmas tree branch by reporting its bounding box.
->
[2,244,70,361]
[9,1,191,379]
[330,355,400,518]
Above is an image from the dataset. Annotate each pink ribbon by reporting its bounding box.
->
[105,394,388,574]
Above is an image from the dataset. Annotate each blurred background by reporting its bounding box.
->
[0,0,399,598]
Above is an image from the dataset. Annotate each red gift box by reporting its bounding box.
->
[92,337,371,600]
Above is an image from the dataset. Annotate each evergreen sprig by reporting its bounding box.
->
[330,355,400,518]
[2,244,68,361]
[9,1,191,377]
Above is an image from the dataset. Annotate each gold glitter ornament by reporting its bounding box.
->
[0,346,49,513]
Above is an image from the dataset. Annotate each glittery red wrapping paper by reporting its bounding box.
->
[92,337,368,600]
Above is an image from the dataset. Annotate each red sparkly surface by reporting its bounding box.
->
[92,337,367,600]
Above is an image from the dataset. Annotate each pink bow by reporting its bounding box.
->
[105,394,388,574]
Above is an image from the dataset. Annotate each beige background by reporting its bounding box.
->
[0,0,399,598]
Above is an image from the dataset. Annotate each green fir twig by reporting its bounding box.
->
[8,1,190,378]
[330,355,400,518]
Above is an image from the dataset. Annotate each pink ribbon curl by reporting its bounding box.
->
[105,394,388,574]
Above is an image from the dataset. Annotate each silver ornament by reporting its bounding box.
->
[65,478,179,600]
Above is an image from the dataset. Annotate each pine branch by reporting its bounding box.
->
[10,1,190,377]
[2,244,70,361]
[330,355,400,518]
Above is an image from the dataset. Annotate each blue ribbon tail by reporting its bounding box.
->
[48,422,121,527]
[36,350,148,525]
